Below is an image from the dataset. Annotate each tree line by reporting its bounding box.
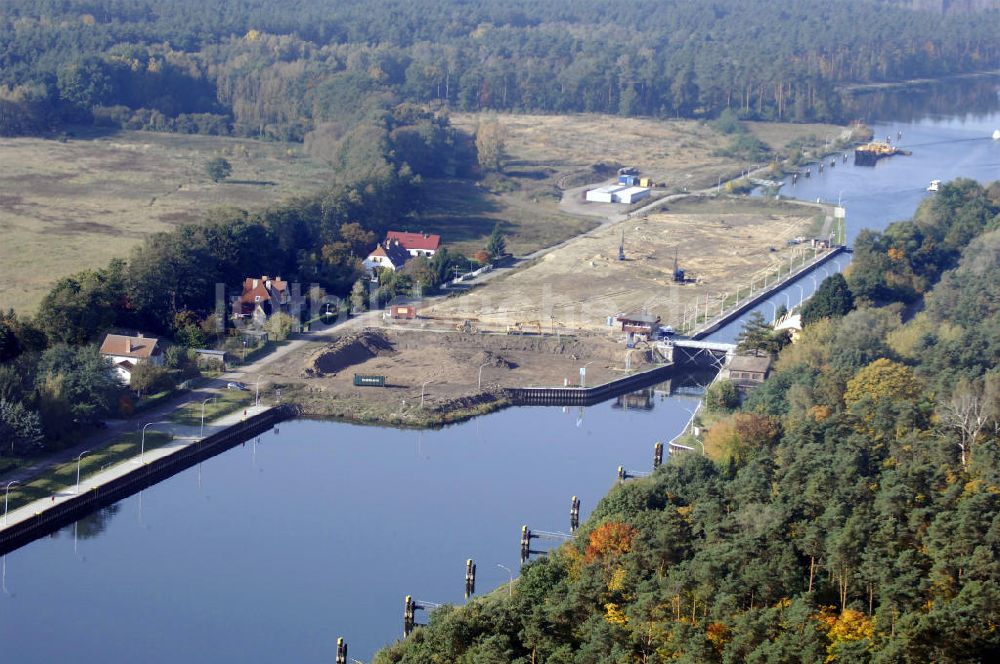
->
[0,100,479,453]
[3,0,1000,138]
[372,180,1000,662]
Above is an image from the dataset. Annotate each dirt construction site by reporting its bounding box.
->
[266,327,650,416]
[422,196,820,333]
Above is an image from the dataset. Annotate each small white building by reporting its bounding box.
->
[99,333,163,386]
[586,185,627,203]
[616,186,650,204]
[585,185,650,204]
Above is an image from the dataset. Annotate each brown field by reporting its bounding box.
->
[0,130,332,314]
[451,113,843,194]
[423,196,824,333]
[414,178,596,258]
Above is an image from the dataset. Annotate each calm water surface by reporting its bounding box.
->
[714,77,1000,342]
[4,77,1000,662]
[1,390,703,662]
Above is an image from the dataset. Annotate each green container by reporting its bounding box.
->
[353,374,386,387]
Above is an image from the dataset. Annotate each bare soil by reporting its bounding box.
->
[267,327,651,415]
[423,196,820,332]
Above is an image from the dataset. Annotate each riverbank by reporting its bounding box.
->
[0,404,287,553]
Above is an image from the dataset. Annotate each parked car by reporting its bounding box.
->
[226,381,248,391]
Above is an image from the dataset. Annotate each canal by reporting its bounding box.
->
[3,76,1000,662]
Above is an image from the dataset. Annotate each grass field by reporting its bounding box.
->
[414,178,597,258]
[169,389,253,426]
[0,129,332,314]
[1,432,171,514]
[452,113,843,193]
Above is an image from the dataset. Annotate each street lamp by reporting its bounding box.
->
[497,563,513,597]
[139,422,169,464]
[581,361,595,388]
[478,362,490,390]
[420,380,432,408]
[75,450,91,495]
[254,375,263,407]
[4,481,19,526]
[200,397,217,438]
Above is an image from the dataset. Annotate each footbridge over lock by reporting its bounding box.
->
[656,339,736,370]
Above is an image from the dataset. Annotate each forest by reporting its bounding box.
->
[3,0,1000,139]
[372,180,1000,662]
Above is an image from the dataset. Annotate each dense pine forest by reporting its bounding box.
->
[3,0,1000,139]
[372,180,1000,662]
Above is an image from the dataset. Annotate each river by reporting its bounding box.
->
[3,76,1000,662]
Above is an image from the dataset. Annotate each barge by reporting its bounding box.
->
[854,141,911,166]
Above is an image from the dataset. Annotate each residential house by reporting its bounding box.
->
[232,275,291,326]
[99,333,163,386]
[363,240,412,274]
[386,231,441,257]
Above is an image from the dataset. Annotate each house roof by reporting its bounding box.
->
[386,231,441,252]
[619,312,660,325]
[233,275,289,317]
[729,354,772,374]
[100,334,160,359]
[368,241,411,267]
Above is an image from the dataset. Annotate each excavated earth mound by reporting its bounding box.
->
[303,329,395,377]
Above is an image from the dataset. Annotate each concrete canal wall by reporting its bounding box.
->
[0,405,295,555]
[506,363,674,406]
[691,245,847,340]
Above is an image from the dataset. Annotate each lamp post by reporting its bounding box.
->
[254,375,263,407]
[4,481,19,526]
[420,380,432,408]
[497,563,513,597]
[478,362,489,390]
[75,450,91,495]
[139,422,169,464]
[200,397,216,438]
[581,361,595,388]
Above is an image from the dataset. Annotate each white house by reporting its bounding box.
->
[363,240,412,273]
[99,333,163,386]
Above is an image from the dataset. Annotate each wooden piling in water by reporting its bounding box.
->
[465,559,476,598]
[404,596,415,637]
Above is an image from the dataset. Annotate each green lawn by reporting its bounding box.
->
[2,432,172,514]
[169,389,252,426]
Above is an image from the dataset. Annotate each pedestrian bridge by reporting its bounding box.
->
[655,339,736,369]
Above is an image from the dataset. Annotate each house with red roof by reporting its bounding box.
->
[99,333,163,385]
[385,231,441,257]
[232,275,291,327]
